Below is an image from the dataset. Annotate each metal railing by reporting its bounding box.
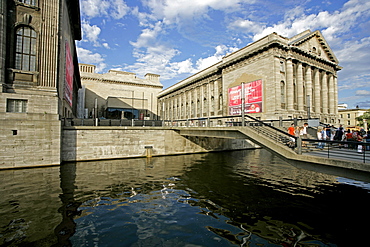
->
[63,118,163,127]
[300,139,370,163]
[62,115,370,163]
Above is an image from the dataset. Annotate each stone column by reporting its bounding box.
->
[305,66,313,115]
[169,98,173,122]
[0,0,6,90]
[164,99,167,121]
[334,76,338,115]
[185,91,189,119]
[275,57,281,110]
[322,72,328,114]
[206,82,211,117]
[297,62,304,111]
[214,80,219,115]
[193,88,198,118]
[328,74,334,115]
[286,59,294,111]
[314,69,321,113]
[198,86,202,117]
[40,0,59,88]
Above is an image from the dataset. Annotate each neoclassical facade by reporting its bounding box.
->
[158,30,342,125]
[0,0,81,168]
[79,64,163,120]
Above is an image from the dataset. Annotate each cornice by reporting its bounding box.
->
[81,76,163,89]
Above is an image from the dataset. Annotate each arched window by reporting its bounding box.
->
[210,96,215,113]
[15,26,37,71]
[203,97,207,115]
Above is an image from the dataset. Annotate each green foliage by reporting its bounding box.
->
[356,110,370,127]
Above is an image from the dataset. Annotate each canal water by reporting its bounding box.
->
[1,149,370,247]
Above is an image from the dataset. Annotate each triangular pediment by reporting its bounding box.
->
[289,30,338,64]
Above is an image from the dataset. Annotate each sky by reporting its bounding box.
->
[77,0,370,109]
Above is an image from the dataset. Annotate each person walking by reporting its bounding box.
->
[287,123,296,148]
[317,126,326,149]
[366,130,370,151]
[334,124,344,141]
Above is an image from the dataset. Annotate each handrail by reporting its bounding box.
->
[243,114,296,139]
[301,139,369,163]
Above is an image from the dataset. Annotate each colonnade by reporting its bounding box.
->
[277,57,338,121]
[159,78,223,121]
[159,58,339,123]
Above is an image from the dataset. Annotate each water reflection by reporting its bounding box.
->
[1,149,370,246]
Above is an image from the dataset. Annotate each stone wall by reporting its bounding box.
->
[0,112,61,169]
[61,127,258,162]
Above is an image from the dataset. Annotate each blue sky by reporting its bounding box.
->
[77,0,370,109]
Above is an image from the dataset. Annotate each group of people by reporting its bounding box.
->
[287,122,309,148]
[287,123,370,152]
[316,124,370,152]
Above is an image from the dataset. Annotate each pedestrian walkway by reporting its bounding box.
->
[301,141,370,164]
[173,126,370,172]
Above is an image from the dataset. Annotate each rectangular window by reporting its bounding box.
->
[347,113,350,118]
[7,99,28,113]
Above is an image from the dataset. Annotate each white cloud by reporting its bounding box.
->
[81,21,101,46]
[111,0,129,19]
[129,21,163,48]
[337,73,370,90]
[77,47,106,72]
[143,0,255,24]
[228,19,263,34]
[124,43,240,82]
[80,0,110,18]
[356,90,370,96]
[102,43,110,49]
[195,45,238,71]
[252,0,370,42]
[336,37,370,64]
[80,0,129,19]
[336,37,370,89]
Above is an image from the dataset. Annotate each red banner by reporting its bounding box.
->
[65,41,74,107]
[228,79,263,115]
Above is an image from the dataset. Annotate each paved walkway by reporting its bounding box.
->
[302,145,370,164]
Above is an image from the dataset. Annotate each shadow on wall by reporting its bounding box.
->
[183,136,258,152]
[83,88,157,120]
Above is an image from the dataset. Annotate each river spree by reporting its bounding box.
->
[1,149,370,246]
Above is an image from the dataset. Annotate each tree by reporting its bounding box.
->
[356,110,370,127]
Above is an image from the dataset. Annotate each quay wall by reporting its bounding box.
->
[61,127,259,162]
[0,113,61,169]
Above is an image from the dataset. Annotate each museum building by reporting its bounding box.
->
[157,30,342,125]
[78,63,163,120]
[0,0,81,168]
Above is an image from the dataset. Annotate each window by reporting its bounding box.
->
[7,99,28,113]
[347,113,350,118]
[19,0,37,6]
[15,27,37,71]
[280,61,285,72]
